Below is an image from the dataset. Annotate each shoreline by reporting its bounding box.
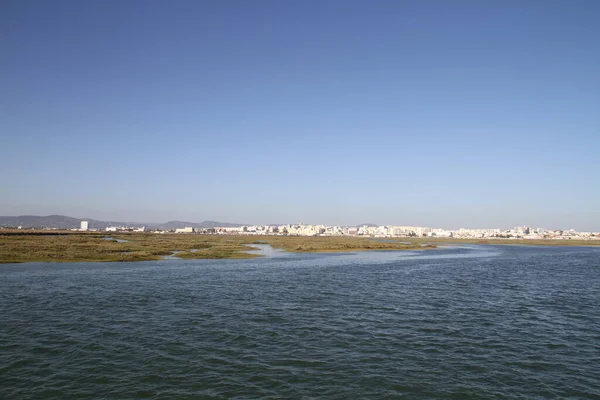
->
[410,237,600,247]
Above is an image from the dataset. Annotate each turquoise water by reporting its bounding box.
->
[1,245,599,399]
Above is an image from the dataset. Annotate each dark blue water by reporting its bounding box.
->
[1,245,599,399]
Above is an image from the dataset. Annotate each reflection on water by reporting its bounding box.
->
[244,243,293,258]
[241,243,503,269]
[244,243,501,262]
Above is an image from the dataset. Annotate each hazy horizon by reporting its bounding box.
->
[2,1,599,232]
[2,210,599,232]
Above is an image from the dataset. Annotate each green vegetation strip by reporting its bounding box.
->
[0,232,435,263]
[1,232,596,264]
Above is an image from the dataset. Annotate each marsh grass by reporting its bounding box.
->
[2,231,594,264]
[0,232,435,263]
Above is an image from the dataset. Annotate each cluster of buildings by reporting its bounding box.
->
[77,221,147,233]
[6,220,597,241]
[165,224,600,241]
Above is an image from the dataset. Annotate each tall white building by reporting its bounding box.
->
[80,220,89,231]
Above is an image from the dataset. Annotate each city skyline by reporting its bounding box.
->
[2,1,599,231]
[1,212,598,233]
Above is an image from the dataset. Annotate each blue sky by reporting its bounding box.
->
[2,0,599,230]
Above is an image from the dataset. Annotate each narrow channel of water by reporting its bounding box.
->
[244,243,295,258]
[103,237,128,243]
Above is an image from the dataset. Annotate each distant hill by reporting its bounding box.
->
[0,215,244,230]
[0,215,98,229]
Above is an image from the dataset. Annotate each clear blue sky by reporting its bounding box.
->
[2,0,599,230]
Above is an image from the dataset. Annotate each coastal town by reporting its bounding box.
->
[26,221,600,241]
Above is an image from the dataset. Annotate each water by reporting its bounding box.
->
[103,237,129,243]
[244,243,295,258]
[1,245,599,399]
[162,250,184,260]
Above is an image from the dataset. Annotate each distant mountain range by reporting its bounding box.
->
[0,215,244,230]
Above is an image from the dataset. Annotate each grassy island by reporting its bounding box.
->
[0,232,435,264]
[2,232,598,264]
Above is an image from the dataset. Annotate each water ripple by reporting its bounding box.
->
[1,245,599,399]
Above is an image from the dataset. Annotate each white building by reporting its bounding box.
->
[175,227,195,233]
[80,221,89,231]
[215,227,243,234]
